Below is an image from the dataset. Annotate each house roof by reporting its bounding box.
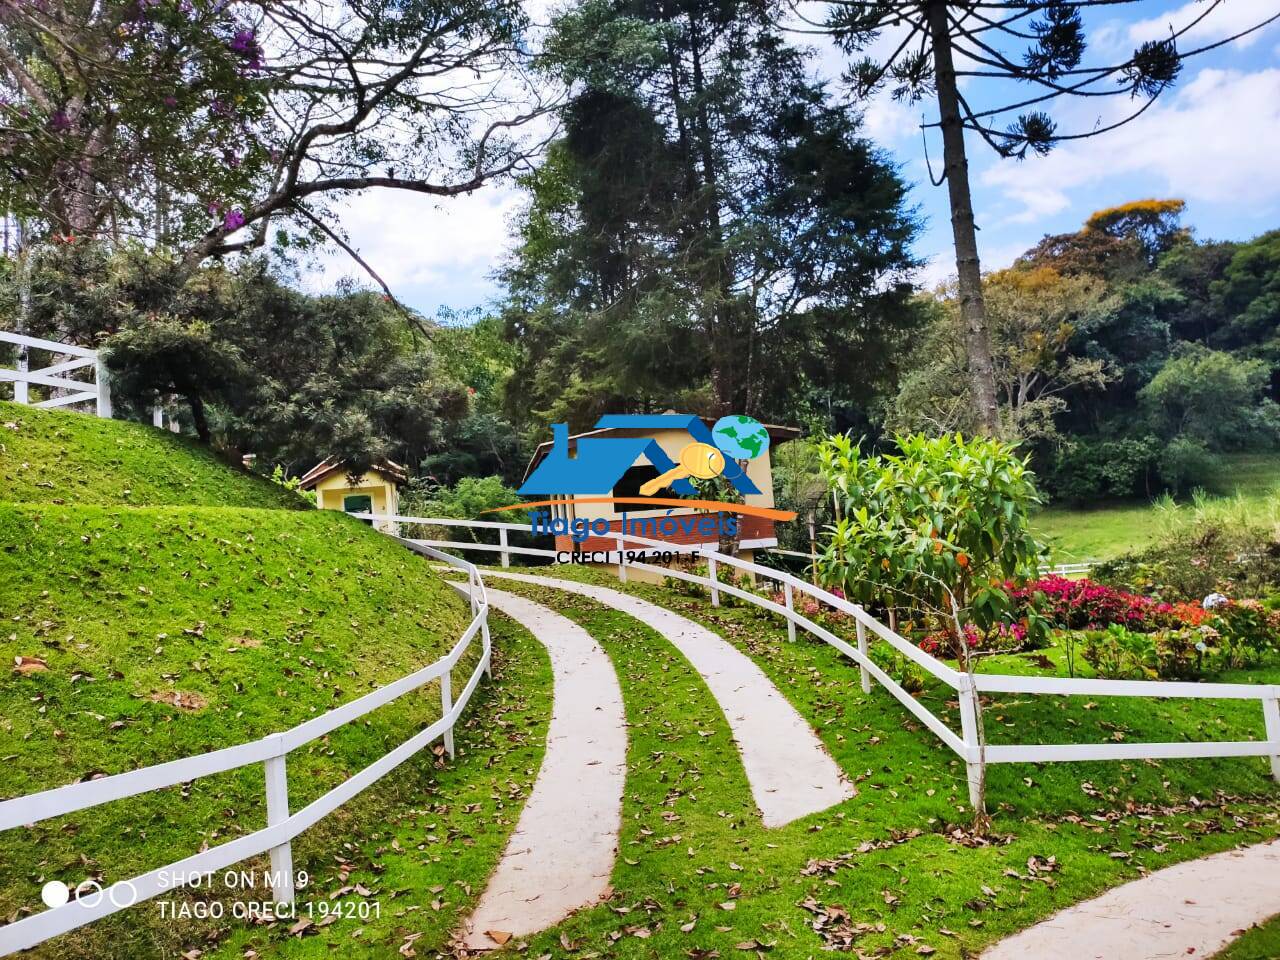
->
[521,416,800,483]
[297,458,408,490]
[521,436,655,495]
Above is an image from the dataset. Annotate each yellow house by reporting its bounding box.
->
[298,459,407,535]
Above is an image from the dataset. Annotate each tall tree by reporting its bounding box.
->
[0,0,548,263]
[817,0,1280,435]
[503,0,920,428]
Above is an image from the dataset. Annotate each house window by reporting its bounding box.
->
[343,494,373,524]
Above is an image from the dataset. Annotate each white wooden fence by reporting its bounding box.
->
[0,330,111,416]
[1039,560,1094,576]
[0,542,490,957]
[366,513,1280,810]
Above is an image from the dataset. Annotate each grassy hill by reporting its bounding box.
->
[0,404,539,959]
[0,401,305,508]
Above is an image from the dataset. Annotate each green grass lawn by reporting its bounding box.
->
[0,401,305,508]
[0,403,540,958]
[479,569,1280,960]
[1032,452,1280,562]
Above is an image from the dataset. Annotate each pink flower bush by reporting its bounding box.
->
[1007,576,1152,630]
[1006,576,1208,632]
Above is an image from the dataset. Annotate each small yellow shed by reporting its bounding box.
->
[298,458,407,535]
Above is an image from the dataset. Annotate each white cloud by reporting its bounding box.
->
[1128,0,1279,49]
[981,67,1280,221]
[861,95,919,145]
[303,185,521,303]
[997,186,1071,225]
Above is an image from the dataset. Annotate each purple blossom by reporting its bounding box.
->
[229,28,256,55]
[48,110,71,133]
[162,95,178,108]
[222,209,246,231]
[207,201,222,216]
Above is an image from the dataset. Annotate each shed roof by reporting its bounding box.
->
[297,458,408,490]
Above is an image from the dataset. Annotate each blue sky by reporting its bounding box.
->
[309,0,1280,312]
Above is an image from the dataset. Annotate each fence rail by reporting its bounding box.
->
[366,513,1280,810]
[0,330,111,417]
[0,542,491,957]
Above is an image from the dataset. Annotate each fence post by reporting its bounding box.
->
[439,667,456,759]
[708,556,720,607]
[263,754,295,904]
[14,346,27,404]
[783,581,796,642]
[957,674,984,811]
[1264,693,1280,784]
[616,536,627,582]
[499,527,510,568]
[855,616,871,693]
[94,356,112,418]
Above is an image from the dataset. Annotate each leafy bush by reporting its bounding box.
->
[1008,575,1159,630]
[398,476,530,553]
[1210,599,1280,668]
[917,620,1035,656]
[1080,598,1280,680]
[817,433,1048,657]
[1094,492,1280,600]
[1157,435,1217,495]
[1042,434,1163,502]
[1082,624,1209,680]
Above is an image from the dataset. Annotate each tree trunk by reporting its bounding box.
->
[187,393,211,443]
[686,15,737,413]
[926,1,1000,436]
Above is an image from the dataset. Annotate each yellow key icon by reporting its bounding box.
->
[639,441,726,496]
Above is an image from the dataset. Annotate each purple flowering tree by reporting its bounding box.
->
[0,0,550,265]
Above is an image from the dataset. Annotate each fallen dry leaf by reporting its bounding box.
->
[149,690,208,711]
[288,917,312,937]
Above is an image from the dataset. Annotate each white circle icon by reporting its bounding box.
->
[41,880,70,909]
[108,881,139,908]
[74,880,104,908]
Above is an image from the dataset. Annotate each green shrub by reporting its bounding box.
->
[1082,623,1213,680]
[1211,600,1280,668]
[1042,435,1161,502]
[1094,493,1280,600]
[1157,435,1218,495]
[817,432,1048,656]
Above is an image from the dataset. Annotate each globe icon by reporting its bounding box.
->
[712,414,770,460]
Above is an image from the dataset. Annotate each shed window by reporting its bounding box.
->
[343,494,374,524]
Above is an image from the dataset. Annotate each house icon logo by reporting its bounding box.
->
[518,414,769,497]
